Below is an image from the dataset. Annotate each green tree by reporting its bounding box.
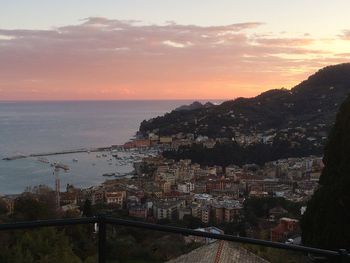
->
[13,194,55,220]
[0,199,8,215]
[302,95,350,250]
[0,228,81,263]
[82,199,93,217]
[182,215,203,229]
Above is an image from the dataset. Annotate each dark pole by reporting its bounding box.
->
[98,215,107,263]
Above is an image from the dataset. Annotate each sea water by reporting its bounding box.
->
[0,100,200,194]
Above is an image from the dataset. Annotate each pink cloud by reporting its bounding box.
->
[255,38,314,46]
[0,17,346,100]
[339,30,350,40]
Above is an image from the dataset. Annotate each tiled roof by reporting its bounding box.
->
[166,241,269,263]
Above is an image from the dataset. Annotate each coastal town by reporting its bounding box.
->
[2,0,350,259]
[0,130,323,246]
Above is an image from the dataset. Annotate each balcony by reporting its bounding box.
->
[0,215,349,263]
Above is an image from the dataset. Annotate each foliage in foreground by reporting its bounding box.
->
[302,95,350,251]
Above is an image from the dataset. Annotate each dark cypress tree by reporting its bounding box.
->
[82,199,93,217]
[301,95,350,250]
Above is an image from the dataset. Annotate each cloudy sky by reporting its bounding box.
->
[1,0,350,100]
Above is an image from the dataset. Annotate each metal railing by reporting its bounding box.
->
[0,215,349,263]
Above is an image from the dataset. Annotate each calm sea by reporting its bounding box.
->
[0,100,212,194]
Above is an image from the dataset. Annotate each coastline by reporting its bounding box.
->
[0,142,156,195]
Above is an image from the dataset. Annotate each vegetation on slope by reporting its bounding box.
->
[140,63,350,138]
[163,139,321,167]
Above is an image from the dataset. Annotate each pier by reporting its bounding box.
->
[2,147,113,161]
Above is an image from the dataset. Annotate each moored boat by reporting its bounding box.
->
[102,172,115,177]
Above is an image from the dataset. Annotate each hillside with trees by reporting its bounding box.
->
[163,139,322,167]
[140,63,350,139]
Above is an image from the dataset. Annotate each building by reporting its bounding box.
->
[203,139,216,149]
[190,203,202,218]
[171,139,192,150]
[224,205,242,223]
[270,218,299,242]
[194,183,207,193]
[92,189,104,205]
[177,182,194,193]
[201,206,211,224]
[178,208,192,220]
[123,139,150,149]
[105,191,126,207]
[206,178,236,192]
[213,200,243,223]
[61,204,80,214]
[149,133,160,142]
[143,182,163,198]
[60,192,78,206]
[159,181,172,194]
[214,205,224,224]
[160,137,173,144]
[153,200,185,220]
[129,205,148,219]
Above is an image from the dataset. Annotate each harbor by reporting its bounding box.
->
[0,145,158,194]
[0,100,186,195]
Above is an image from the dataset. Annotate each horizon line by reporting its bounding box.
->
[0,98,233,103]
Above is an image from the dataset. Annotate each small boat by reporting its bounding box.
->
[102,173,115,177]
[96,154,101,158]
[72,158,78,162]
[3,155,26,161]
[37,157,50,164]
[53,162,70,171]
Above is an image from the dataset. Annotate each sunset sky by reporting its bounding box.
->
[1,0,350,100]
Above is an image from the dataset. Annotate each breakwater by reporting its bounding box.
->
[2,146,116,161]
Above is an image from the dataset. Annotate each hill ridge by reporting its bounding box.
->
[139,63,350,139]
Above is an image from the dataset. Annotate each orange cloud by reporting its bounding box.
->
[0,18,348,100]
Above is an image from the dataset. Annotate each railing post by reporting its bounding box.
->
[98,215,107,263]
[339,249,349,263]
